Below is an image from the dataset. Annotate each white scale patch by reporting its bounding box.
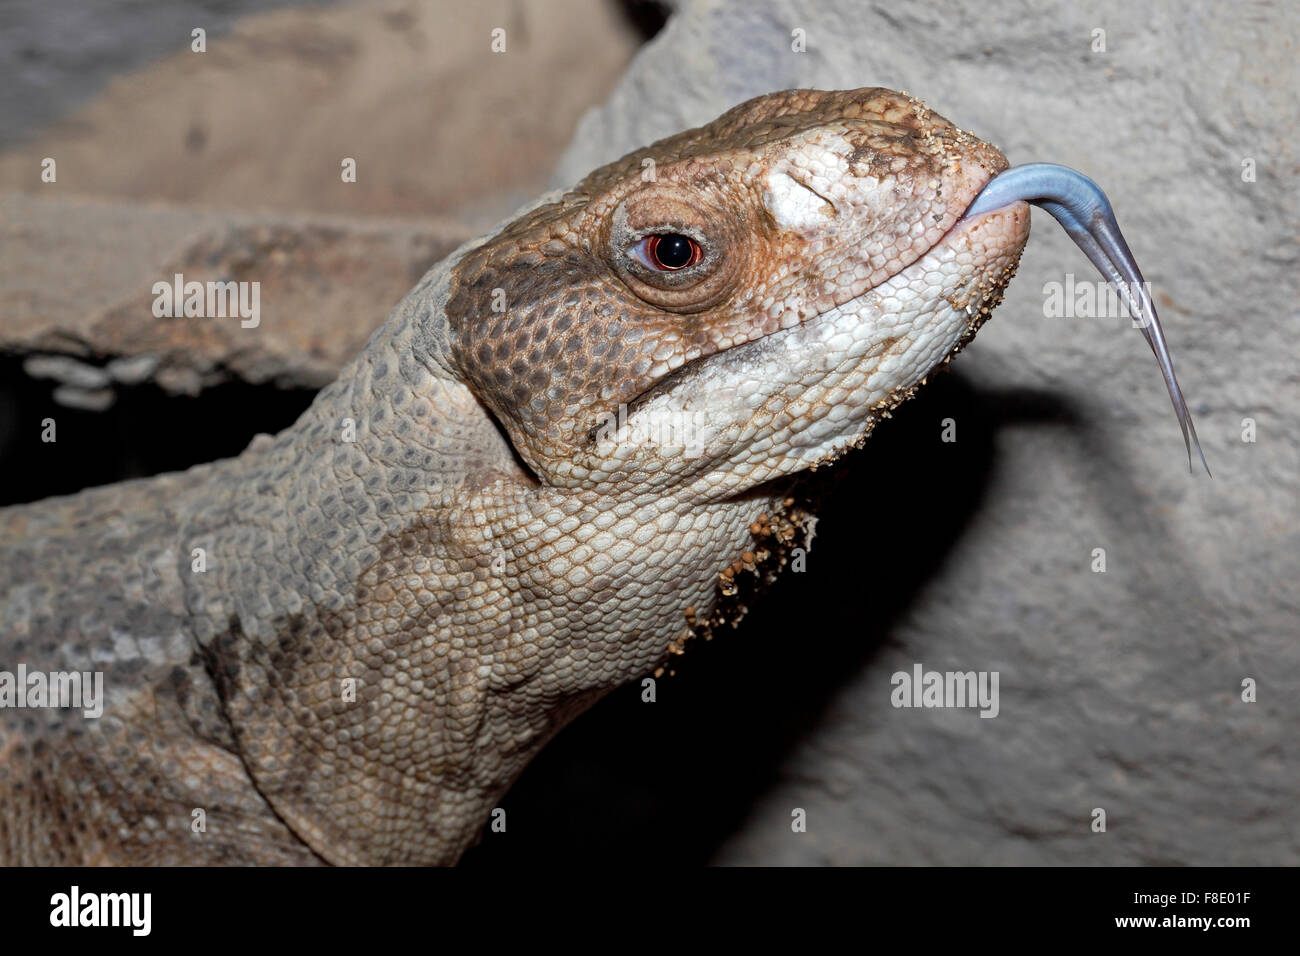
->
[763,170,837,234]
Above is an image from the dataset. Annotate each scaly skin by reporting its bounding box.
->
[0,88,1029,864]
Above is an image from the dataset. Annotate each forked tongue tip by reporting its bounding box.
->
[964,163,1211,476]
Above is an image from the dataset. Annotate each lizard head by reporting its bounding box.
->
[446,87,1029,498]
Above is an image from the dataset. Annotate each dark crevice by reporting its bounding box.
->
[615,0,671,41]
[0,356,318,507]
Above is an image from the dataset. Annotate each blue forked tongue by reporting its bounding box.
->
[964,162,1210,475]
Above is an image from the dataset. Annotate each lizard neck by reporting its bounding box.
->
[179,257,524,647]
[175,256,806,863]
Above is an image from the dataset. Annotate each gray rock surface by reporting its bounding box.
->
[0,0,340,148]
[1,0,640,229]
[0,191,467,395]
[550,0,1299,864]
[0,0,639,396]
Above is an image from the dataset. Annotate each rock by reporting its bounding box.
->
[105,354,160,386]
[51,385,116,412]
[0,191,469,392]
[22,355,111,390]
[0,0,641,231]
[0,0,642,396]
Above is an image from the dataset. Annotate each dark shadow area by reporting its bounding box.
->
[615,0,670,40]
[0,356,317,506]
[461,373,1078,865]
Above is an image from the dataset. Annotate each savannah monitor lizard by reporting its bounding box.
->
[0,88,1035,864]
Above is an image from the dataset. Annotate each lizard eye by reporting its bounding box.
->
[632,233,703,271]
[609,193,740,311]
